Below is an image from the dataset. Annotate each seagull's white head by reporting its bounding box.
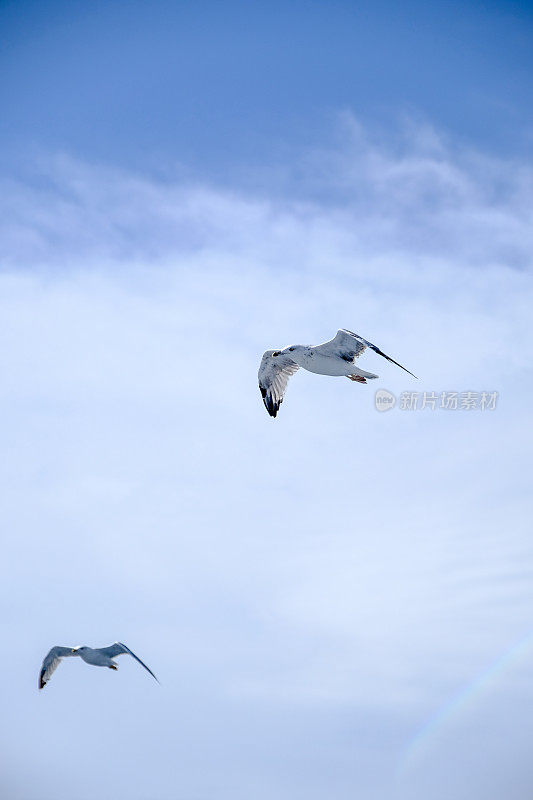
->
[272,345,308,363]
[71,646,85,653]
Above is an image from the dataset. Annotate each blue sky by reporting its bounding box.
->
[1,0,533,175]
[1,2,533,799]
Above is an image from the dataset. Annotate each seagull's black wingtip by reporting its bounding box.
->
[396,363,418,379]
[264,398,279,418]
[344,332,417,379]
[260,387,280,417]
[371,345,418,379]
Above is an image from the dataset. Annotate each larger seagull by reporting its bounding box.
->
[39,642,158,689]
[258,328,417,417]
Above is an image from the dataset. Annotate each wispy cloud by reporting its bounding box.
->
[2,114,532,272]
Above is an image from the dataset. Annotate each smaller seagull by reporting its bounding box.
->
[39,642,158,689]
[258,328,417,417]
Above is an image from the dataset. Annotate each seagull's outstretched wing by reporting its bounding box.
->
[39,646,76,689]
[98,642,159,682]
[258,350,299,418]
[316,329,417,378]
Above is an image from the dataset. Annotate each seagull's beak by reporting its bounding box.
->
[271,350,281,357]
[71,648,77,653]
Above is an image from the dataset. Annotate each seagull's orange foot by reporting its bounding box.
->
[109,664,118,670]
[347,375,367,383]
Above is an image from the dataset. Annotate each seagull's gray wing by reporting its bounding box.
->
[97,642,159,682]
[39,646,76,689]
[258,350,300,418]
[315,329,418,378]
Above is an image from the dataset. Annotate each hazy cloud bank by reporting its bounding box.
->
[1,122,532,800]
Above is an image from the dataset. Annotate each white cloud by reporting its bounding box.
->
[1,122,532,799]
